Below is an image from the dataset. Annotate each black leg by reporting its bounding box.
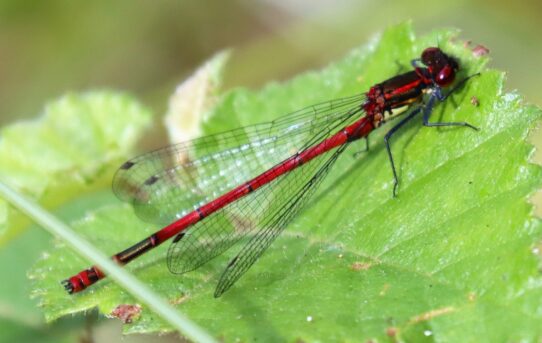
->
[353,136,369,158]
[424,74,480,130]
[383,73,480,197]
[438,73,480,101]
[384,107,422,197]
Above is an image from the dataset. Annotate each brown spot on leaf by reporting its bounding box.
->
[110,304,142,324]
[471,96,479,107]
[170,294,189,305]
[409,306,455,324]
[386,326,398,337]
[351,261,372,271]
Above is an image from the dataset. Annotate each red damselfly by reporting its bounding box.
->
[63,47,479,297]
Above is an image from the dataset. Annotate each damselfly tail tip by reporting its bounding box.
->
[61,279,75,294]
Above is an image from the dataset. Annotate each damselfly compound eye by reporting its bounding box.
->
[435,64,456,86]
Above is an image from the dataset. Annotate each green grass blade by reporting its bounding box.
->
[0,180,217,343]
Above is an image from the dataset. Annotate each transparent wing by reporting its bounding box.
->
[213,143,349,297]
[112,94,365,225]
[166,106,363,276]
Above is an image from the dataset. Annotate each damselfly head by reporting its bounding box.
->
[421,47,459,87]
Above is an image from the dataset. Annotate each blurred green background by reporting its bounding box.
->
[0,1,541,342]
[1,0,541,127]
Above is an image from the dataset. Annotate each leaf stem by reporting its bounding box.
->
[0,180,217,343]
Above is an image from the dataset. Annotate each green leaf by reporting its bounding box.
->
[0,92,152,340]
[0,91,152,241]
[30,23,542,342]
